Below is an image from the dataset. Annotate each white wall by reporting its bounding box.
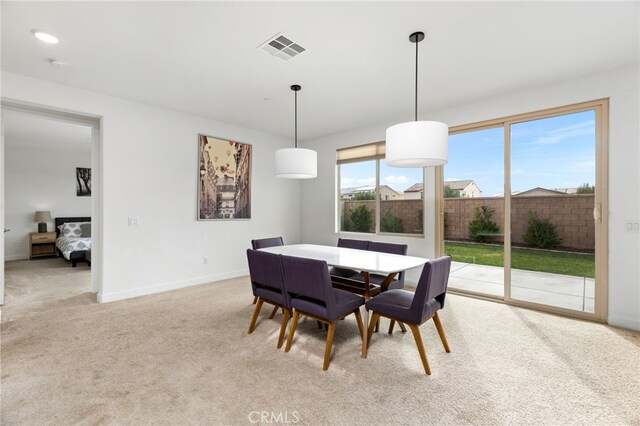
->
[4,144,91,260]
[301,64,640,331]
[1,72,301,302]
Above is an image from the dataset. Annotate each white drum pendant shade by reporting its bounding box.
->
[275,147,317,179]
[385,120,449,167]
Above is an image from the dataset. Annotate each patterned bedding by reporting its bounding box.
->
[56,236,91,260]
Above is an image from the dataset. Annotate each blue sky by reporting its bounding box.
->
[340,110,596,197]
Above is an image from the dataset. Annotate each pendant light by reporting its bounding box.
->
[275,85,317,179]
[385,32,448,167]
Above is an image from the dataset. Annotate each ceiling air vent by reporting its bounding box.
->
[258,33,306,61]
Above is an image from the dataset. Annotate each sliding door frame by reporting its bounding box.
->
[438,99,609,322]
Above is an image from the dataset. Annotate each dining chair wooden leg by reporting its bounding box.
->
[252,296,258,305]
[375,318,380,333]
[398,322,407,333]
[408,324,431,375]
[432,312,451,353]
[366,312,380,345]
[248,298,264,334]
[324,323,329,331]
[323,322,336,371]
[317,321,323,329]
[277,309,291,349]
[269,305,279,319]
[285,310,300,353]
[354,309,364,339]
[388,320,396,334]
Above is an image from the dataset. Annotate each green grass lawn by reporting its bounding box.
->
[444,241,595,278]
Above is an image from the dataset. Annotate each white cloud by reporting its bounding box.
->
[357,177,376,185]
[528,120,595,146]
[385,175,409,185]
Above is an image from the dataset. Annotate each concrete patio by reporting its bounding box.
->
[449,261,595,313]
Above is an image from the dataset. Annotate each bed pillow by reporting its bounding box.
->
[59,222,89,238]
[80,223,92,238]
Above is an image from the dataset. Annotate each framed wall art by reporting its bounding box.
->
[198,134,252,220]
[76,167,91,196]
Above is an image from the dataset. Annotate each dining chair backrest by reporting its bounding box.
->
[246,249,287,305]
[337,238,369,250]
[251,236,284,250]
[368,241,408,285]
[281,255,337,317]
[411,256,452,314]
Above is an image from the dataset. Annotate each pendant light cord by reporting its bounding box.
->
[294,90,298,148]
[415,36,419,122]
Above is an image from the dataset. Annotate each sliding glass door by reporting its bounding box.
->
[441,100,608,321]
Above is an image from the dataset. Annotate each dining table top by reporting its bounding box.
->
[257,243,428,275]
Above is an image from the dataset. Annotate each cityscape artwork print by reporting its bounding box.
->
[198,134,251,220]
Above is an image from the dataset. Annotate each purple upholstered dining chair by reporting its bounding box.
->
[246,249,290,349]
[365,256,452,375]
[281,255,365,371]
[251,236,284,250]
[328,238,370,278]
[250,237,285,306]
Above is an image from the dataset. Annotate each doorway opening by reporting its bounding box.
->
[1,101,102,315]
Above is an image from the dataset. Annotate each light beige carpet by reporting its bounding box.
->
[1,261,639,425]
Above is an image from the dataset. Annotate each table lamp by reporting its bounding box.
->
[34,210,52,233]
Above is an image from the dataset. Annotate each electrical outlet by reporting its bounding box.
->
[128,217,139,226]
[203,256,209,264]
[626,221,639,232]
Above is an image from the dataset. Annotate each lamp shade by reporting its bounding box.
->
[275,148,317,179]
[385,120,449,167]
[34,210,52,223]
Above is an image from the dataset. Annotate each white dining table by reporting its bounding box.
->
[258,244,428,357]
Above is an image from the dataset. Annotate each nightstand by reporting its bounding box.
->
[30,232,57,259]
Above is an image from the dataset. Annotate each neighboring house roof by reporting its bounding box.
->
[514,187,568,197]
[341,185,401,196]
[404,183,423,193]
[445,179,475,190]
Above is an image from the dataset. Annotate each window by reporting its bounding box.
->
[337,142,424,236]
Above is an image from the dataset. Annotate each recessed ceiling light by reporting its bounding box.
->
[31,29,59,44]
[50,59,71,70]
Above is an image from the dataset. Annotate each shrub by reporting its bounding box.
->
[576,183,595,194]
[468,205,500,243]
[381,211,403,233]
[349,204,373,233]
[523,212,562,249]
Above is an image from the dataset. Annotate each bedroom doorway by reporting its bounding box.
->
[0,101,102,308]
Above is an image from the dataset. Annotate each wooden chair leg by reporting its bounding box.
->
[375,318,380,333]
[388,320,395,334]
[285,310,300,352]
[323,322,336,371]
[317,321,323,329]
[398,322,407,333]
[366,312,380,345]
[248,298,264,334]
[408,324,431,375]
[269,305,279,319]
[324,323,329,331]
[252,296,258,305]
[354,309,364,339]
[277,309,291,349]
[432,312,450,353]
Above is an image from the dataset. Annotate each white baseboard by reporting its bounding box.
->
[608,314,640,331]
[4,254,29,261]
[97,269,248,303]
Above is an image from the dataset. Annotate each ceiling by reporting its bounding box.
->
[2,2,638,141]
[4,110,92,153]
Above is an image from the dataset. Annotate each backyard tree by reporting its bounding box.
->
[444,185,461,198]
[351,191,376,200]
[576,183,595,194]
[468,205,500,243]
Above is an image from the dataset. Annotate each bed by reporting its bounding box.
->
[55,217,91,267]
